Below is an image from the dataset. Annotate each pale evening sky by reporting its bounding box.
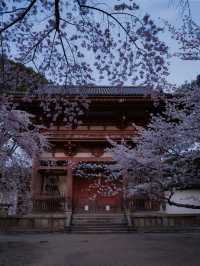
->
[7,0,200,86]
[134,0,200,86]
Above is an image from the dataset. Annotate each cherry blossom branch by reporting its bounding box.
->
[22,28,54,63]
[47,31,57,68]
[0,8,26,15]
[167,198,200,209]
[110,12,144,27]
[58,31,69,67]
[0,34,5,89]
[149,189,200,209]
[178,0,191,17]
[62,34,76,65]
[60,18,77,26]
[0,0,37,34]
[55,0,60,32]
[75,0,145,53]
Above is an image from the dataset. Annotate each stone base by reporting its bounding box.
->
[0,212,200,233]
[0,213,71,233]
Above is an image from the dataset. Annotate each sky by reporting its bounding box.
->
[4,0,200,87]
[134,0,200,85]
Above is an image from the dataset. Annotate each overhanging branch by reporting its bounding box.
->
[0,0,37,34]
[55,0,60,32]
[75,0,145,53]
[168,198,200,209]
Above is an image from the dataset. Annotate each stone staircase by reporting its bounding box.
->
[69,213,135,234]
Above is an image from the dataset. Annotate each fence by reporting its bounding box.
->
[32,193,66,213]
[127,198,161,212]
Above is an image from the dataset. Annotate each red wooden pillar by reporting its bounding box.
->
[66,165,73,210]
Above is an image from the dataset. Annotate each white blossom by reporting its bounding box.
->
[109,80,200,208]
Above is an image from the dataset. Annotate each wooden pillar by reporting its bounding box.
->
[31,156,41,197]
[66,165,73,211]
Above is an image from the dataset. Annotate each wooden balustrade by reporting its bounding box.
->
[33,193,66,213]
[39,160,68,167]
[127,198,160,212]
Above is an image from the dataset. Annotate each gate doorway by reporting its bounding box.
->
[73,176,123,213]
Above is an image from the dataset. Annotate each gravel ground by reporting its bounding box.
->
[0,232,200,266]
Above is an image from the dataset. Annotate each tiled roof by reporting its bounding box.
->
[40,85,151,96]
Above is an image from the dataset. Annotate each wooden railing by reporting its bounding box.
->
[127,198,160,212]
[39,160,68,167]
[33,193,66,213]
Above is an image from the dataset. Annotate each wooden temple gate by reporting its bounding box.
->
[32,159,124,213]
[32,158,160,213]
[30,86,161,214]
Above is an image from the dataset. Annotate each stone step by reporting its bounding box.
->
[72,216,125,218]
[72,222,128,225]
[70,231,134,234]
[70,226,133,230]
[69,212,133,234]
[72,216,126,218]
[73,215,125,219]
[72,217,127,221]
[72,214,125,218]
[73,212,124,214]
[71,224,129,228]
[71,229,131,232]
[70,227,135,234]
[72,219,127,222]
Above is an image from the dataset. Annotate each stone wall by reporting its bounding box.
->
[0,213,200,233]
[131,213,200,230]
[0,214,68,233]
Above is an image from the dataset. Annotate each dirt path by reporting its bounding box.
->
[0,232,200,266]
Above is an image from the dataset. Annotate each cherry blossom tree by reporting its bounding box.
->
[1,0,199,214]
[0,1,169,214]
[167,0,200,61]
[0,59,49,214]
[0,58,89,214]
[166,16,200,61]
[0,0,169,87]
[108,1,200,209]
[0,95,49,214]
[109,77,200,209]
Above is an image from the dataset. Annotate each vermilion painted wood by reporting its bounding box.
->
[73,177,123,213]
